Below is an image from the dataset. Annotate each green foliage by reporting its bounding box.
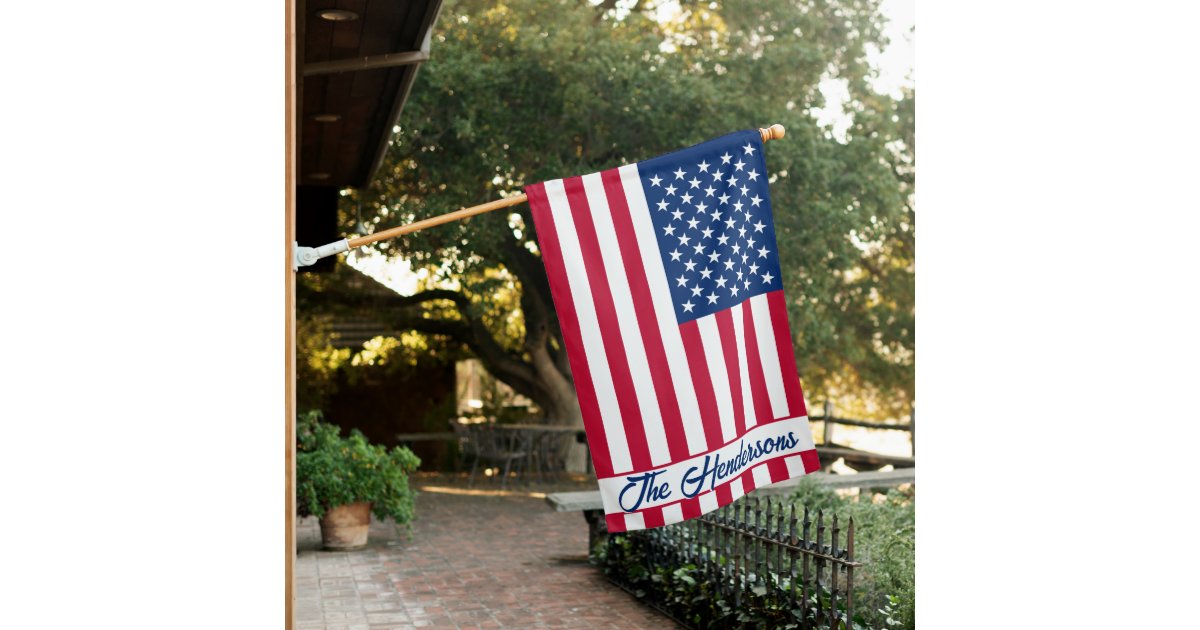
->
[789,478,916,629]
[595,482,915,629]
[363,0,914,417]
[599,532,861,629]
[296,411,422,525]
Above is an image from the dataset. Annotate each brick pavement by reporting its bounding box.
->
[296,480,675,629]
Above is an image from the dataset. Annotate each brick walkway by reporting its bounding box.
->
[295,482,673,629]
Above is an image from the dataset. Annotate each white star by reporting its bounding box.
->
[725,217,736,229]
[734,159,746,171]
[656,200,669,211]
[704,186,716,197]
[730,285,740,297]
[695,201,708,214]
[689,177,701,189]
[736,270,744,281]
[717,234,729,246]
[665,184,677,196]
[753,221,765,233]
[723,259,735,271]
[684,260,697,272]
[701,227,713,239]
[718,193,730,205]
[733,201,744,212]
[746,236,756,249]
[692,243,705,255]
[676,274,689,287]
[761,272,774,284]
[738,226,747,238]
[711,169,724,181]
[687,217,700,230]
[741,253,749,264]
[678,234,691,246]
[710,209,722,221]
[680,193,693,205]
[650,174,663,187]
[740,185,749,197]
[671,209,684,221]
[749,263,760,275]
[707,293,719,304]
[732,243,742,255]
[715,277,727,288]
[727,175,738,188]
[690,286,702,297]
[750,195,762,207]
[674,167,686,180]
[757,246,770,258]
[700,267,713,279]
[697,160,710,173]
[682,301,695,313]
[663,224,676,236]
[743,143,756,155]
[744,279,751,289]
[670,249,682,261]
[720,152,732,164]
[708,251,720,263]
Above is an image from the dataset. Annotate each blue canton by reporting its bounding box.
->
[638,129,784,324]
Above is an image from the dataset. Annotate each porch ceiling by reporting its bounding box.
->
[299,0,444,189]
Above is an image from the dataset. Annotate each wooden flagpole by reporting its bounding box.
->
[349,124,786,249]
[295,124,785,266]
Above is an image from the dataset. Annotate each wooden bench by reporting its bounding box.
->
[546,467,916,553]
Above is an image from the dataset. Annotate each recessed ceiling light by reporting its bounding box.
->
[309,173,331,180]
[312,113,341,123]
[316,9,358,21]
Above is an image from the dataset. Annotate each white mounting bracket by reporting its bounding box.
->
[293,239,350,271]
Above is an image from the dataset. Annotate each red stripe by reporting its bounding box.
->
[681,496,702,521]
[741,471,756,494]
[678,320,725,451]
[800,448,821,473]
[524,183,614,478]
[714,309,746,436]
[767,456,790,483]
[599,169,689,462]
[606,513,627,533]
[766,290,807,417]
[741,299,777,426]
[642,507,665,529]
[714,480,733,507]
[562,176,654,472]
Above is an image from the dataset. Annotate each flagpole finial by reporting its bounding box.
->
[760,124,786,142]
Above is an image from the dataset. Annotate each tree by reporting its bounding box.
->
[319,0,914,424]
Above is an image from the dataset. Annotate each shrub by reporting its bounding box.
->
[296,411,421,526]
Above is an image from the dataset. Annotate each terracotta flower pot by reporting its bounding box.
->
[319,502,372,550]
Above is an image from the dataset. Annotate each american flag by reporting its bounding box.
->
[525,129,819,532]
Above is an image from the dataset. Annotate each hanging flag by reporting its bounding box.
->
[525,129,819,533]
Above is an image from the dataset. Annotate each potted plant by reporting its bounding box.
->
[297,411,421,550]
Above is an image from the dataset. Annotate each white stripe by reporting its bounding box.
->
[624,511,646,531]
[750,293,789,419]
[729,476,746,501]
[582,173,671,467]
[618,165,708,456]
[661,503,684,526]
[785,454,806,478]
[752,463,774,489]
[699,491,719,514]
[696,314,737,442]
[543,179,633,474]
[730,302,757,429]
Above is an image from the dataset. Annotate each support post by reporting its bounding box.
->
[823,400,835,446]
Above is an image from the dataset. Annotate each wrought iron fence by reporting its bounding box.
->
[603,496,861,629]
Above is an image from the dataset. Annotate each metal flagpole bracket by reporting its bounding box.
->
[293,239,350,270]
